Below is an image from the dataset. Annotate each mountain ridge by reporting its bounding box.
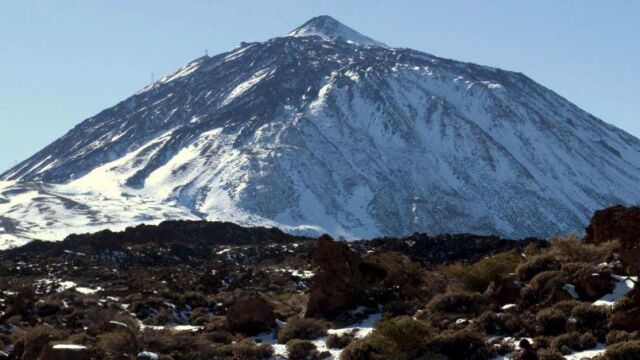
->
[1,16,640,248]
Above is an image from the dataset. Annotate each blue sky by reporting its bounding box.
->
[0,1,638,173]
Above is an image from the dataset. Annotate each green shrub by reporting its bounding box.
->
[277,317,328,344]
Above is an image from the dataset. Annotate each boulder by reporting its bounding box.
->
[306,235,442,319]
[226,295,275,335]
[575,271,615,301]
[584,205,640,273]
[305,235,368,319]
[38,344,90,360]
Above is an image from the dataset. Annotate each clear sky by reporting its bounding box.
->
[1,1,638,173]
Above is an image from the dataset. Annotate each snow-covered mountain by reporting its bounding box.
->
[2,15,640,248]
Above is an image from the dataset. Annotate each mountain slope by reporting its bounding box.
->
[2,16,640,247]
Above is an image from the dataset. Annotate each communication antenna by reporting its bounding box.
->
[150,73,155,84]
[205,49,209,57]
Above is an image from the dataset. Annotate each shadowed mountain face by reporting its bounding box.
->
[2,16,640,247]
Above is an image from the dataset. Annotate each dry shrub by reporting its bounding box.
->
[12,325,66,358]
[548,235,618,263]
[521,271,568,307]
[516,254,561,282]
[571,303,610,331]
[428,327,490,360]
[538,348,565,360]
[533,336,552,350]
[277,317,328,344]
[202,330,235,344]
[340,338,382,360]
[35,299,62,317]
[286,339,317,360]
[604,340,640,360]
[439,251,522,292]
[580,332,598,350]
[606,330,639,346]
[270,292,308,320]
[476,311,522,336]
[536,308,566,335]
[425,291,488,317]
[182,291,207,308]
[368,316,433,358]
[550,332,582,354]
[211,339,274,360]
[326,331,355,349]
[96,331,132,357]
[549,300,582,315]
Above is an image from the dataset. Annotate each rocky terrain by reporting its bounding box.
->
[0,206,639,359]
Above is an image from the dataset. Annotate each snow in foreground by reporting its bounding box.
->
[255,313,382,359]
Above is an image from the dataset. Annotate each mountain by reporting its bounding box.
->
[2,15,640,248]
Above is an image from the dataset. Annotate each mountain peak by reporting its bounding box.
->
[287,15,388,47]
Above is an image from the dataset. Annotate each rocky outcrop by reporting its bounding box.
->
[305,235,444,319]
[585,205,640,273]
[585,205,640,244]
[305,235,372,319]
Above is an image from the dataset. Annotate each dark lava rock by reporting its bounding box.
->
[305,235,372,319]
[575,271,615,301]
[585,205,640,273]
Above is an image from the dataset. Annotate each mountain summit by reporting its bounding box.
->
[287,15,388,47]
[2,16,640,248]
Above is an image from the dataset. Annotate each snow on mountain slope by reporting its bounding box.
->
[288,15,388,48]
[2,16,640,248]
